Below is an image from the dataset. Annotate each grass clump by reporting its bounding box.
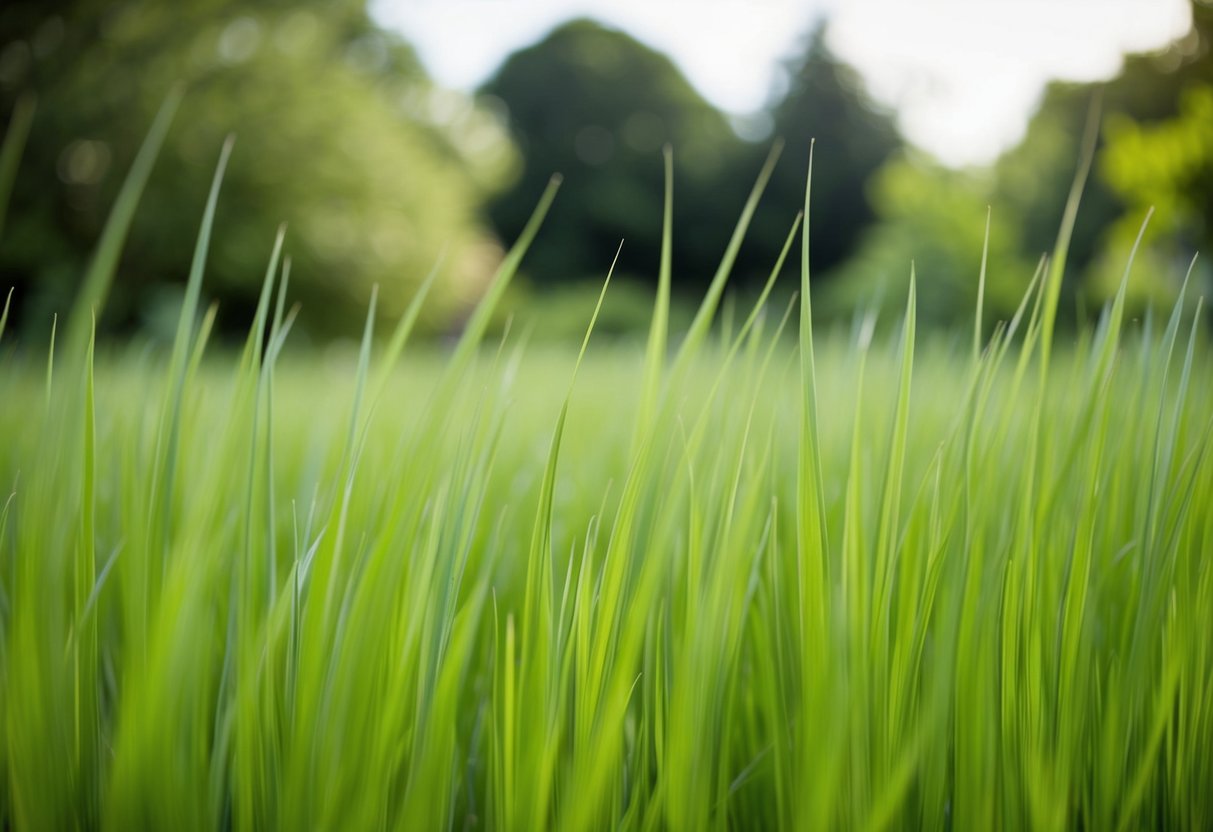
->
[1,115,1212,831]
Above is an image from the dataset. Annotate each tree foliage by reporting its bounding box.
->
[994,0,1213,311]
[829,156,1032,328]
[747,24,902,279]
[481,18,748,291]
[852,0,1213,325]
[482,18,901,296]
[0,0,515,336]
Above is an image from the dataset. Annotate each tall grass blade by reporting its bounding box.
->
[65,88,182,358]
[0,94,35,241]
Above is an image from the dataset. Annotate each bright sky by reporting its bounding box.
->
[372,0,1193,166]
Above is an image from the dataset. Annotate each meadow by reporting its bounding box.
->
[1,117,1212,830]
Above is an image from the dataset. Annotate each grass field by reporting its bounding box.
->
[2,122,1213,829]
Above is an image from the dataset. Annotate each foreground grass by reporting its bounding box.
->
[1,117,1212,829]
[5,281,1213,832]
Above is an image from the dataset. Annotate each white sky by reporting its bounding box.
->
[372,0,1193,166]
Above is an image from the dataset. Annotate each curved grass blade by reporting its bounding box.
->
[635,145,675,443]
[673,140,783,372]
[66,87,182,359]
[0,93,35,241]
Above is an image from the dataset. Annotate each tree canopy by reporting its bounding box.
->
[480,18,747,291]
[0,0,515,336]
[841,0,1213,327]
[481,18,901,296]
[992,0,1212,312]
[745,24,902,279]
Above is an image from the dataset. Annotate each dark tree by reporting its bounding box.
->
[0,0,512,336]
[480,18,751,291]
[746,24,902,280]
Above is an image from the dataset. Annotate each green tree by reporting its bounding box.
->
[0,0,514,336]
[992,0,1213,312]
[480,18,749,292]
[747,24,902,281]
[829,155,1032,329]
[1093,2,1213,306]
[849,0,1213,327]
[1098,83,1213,306]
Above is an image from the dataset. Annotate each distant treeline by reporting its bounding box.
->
[0,1,1210,339]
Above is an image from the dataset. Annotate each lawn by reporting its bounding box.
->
[1,135,1211,830]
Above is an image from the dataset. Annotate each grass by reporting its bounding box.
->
[1,109,1212,831]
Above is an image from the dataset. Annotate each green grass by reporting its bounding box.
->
[2,114,1212,831]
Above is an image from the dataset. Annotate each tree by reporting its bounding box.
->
[480,18,750,292]
[0,0,515,336]
[992,0,1213,313]
[746,24,902,282]
[845,0,1213,327]
[827,155,1033,329]
[1093,2,1213,306]
[1097,83,1213,306]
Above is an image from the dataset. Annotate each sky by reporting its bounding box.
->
[373,0,1193,167]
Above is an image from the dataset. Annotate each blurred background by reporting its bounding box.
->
[0,0,1210,343]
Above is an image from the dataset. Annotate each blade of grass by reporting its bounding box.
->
[672,140,783,373]
[0,93,35,240]
[65,87,182,359]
